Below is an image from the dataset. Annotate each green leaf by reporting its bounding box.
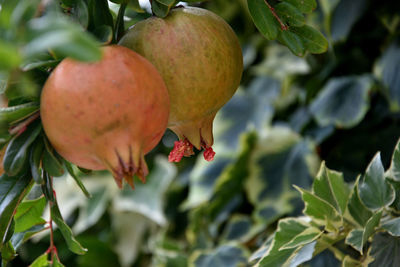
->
[312,162,350,215]
[389,138,400,181]
[0,41,22,70]
[278,30,305,56]
[283,0,316,14]
[156,0,175,6]
[0,240,17,265]
[359,153,395,210]
[70,0,89,29]
[368,233,400,267]
[281,227,322,249]
[29,139,44,184]
[93,25,113,45]
[88,0,114,30]
[128,0,145,13]
[288,241,316,267]
[51,201,87,255]
[345,210,382,254]
[0,173,32,248]
[310,75,373,128]
[291,25,328,54]
[151,0,171,18]
[25,14,102,62]
[9,0,41,27]
[247,0,279,40]
[42,138,64,177]
[52,255,65,267]
[275,2,305,27]
[347,177,373,227]
[30,253,49,267]
[64,161,91,198]
[11,224,46,249]
[330,0,367,42]
[294,186,341,231]
[381,217,400,237]
[0,102,39,125]
[14,196,46,233]
[114,3,127,42]
[258,218,310,266]
[374,42,400,111]
[190,244,248,267]
[3,123,41,176]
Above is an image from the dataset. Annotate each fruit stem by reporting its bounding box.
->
[263,0,288,31]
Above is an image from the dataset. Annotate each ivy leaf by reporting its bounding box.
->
[283,0,316,14]
[388,138,400,181]
[258,218,310,266]
[330,0,367,42]
[280,227,322,249]
[247,0,279,40]
[291,25,328,54]
[312,162,350,215]
[14,196,46,233]
[294,186,342,231]
[73,187,108,234]
[190,244,248,267]
[347,177,373,227]
[358,153,395,210]
[345,210,382,254]
[368,233,400,267]
[374,41,400,111]
[381,217,400,237]
[51,201,87,255]
[0,173,32,249]
[310,75,373,128]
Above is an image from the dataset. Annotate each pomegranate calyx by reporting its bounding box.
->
[168,139,194,162]
[202,145,215,161]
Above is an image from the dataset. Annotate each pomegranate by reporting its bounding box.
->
[40,45,170,188]
[119,7,243,162]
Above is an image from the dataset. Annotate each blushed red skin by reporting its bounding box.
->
[119,7,243,161]
[40,45,170,188]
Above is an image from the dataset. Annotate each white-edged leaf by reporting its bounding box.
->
[359,153,395,210]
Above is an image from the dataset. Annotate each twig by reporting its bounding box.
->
[263,0,288,31]
[9,112,40,135]
[46,176,60,263]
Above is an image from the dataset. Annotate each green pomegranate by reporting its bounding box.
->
[119,7,243,162]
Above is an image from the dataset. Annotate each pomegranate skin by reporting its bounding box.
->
[119,7,243,161]
[40,45,170,188]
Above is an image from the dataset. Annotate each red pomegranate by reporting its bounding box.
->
[40,45,170,188]
[119,7,243,162]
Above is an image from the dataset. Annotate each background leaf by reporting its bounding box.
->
[310,75,373,128]
[358,153,395,210]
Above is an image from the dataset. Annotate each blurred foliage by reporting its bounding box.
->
[1,0,400,266]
